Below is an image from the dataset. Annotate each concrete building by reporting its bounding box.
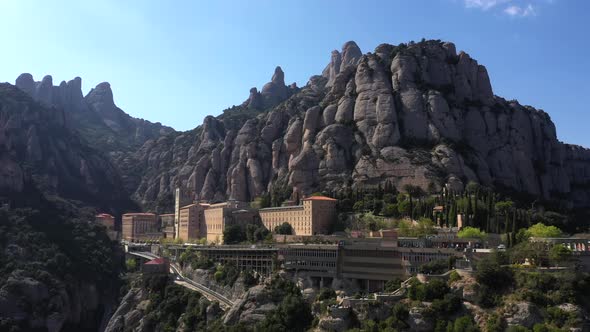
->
[259,196,337,236]
[203,201,258,244]
[178,203,209,242]
[96,213,118,241]
[122,213,160,242]
[339,239,404,292]
[160,213,175,239]
[174,187,194,239]
[162,244,277,277]
[279,244,339,287]
[278,238,463,292]
[399,247,461,274]
[96,213,115,229]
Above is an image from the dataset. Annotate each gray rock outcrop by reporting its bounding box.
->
[10,39,590,213]
[122,39,590,212]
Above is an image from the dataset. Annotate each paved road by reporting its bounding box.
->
[128,251,234,309]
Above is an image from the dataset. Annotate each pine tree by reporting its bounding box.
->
[466,194,473,227]
[473,189,479,228]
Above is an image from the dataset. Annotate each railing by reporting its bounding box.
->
[128,251,234,308]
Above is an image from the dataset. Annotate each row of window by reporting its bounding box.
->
[281,250,337,258]
[286,260,337,268]
[343,250,400,258]
[401,253,453,262]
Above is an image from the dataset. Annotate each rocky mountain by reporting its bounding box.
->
[123,40,590,209]
[14,73,175,194]
[0,83,134,212]
[15,73,174,151]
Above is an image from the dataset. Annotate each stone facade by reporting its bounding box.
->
[259,196,337,236]
[122,213,159,241]
[160,213,175,239]
[96,213,118,241]
[203,201,252,244]
[178,203,209,242]
[96,213,115,230]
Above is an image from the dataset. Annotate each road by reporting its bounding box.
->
[128,251,234,309]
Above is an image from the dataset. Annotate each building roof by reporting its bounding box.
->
[145,258,168,265]
[123,212,156,216]
[260,205,305,212]
[182,202,211,209]
[233,209,254,214]
[302,196,337,202]
[160,213,175,217]
[96,213,114,218]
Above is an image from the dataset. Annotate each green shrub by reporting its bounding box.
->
[506,326,530,332]
[223,225,247,244]
[317,287,337,301]
[384,278,403,292]
[408,279,449,301]
[486,313,505,332]
[457,226,487,239]
[448,270,461,283]
[274,222,293,235]
[453,315,479,332]
[430,293,461,318]
[126,258,137,272]
[476,255,513,291]
[419,260,448,274]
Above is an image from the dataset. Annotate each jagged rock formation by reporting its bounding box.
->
[14,73,173,148]
[0,83,134,212]
[0,274,113,332]
[242,66,298,110]
[123,40,590,210]
[14,73,175,194]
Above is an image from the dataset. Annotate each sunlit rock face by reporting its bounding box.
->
[12,39,590,211]
[121,39,590,211]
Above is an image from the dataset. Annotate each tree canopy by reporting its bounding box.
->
[526,223,562,238]
[223,225,246,244]
[457,226,487,239]
[274,222,293,235]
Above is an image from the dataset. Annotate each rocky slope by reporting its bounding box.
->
[14,73,174,193]
[0,83,134,212]
[0,206,124,332]
[14,73,173,151]
[124,40,590,209]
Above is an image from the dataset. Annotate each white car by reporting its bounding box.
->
[497,244,506,250]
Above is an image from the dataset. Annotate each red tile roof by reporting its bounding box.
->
[123,213,156,216]
[302,196,337,201]
[145,258,167,265]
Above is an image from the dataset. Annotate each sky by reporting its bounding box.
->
[0,0,589,146]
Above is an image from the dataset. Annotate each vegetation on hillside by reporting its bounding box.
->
[0,204,124,331]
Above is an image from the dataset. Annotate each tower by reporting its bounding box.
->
[174,186,196,239]
[174,187,181,239]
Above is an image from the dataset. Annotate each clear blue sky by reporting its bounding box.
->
[1,0,588,147]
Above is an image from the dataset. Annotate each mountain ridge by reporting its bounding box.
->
[8,39,590,212]
[0,83,135,213]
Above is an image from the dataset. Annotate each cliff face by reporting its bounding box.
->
[125,40,590,209]
[0,83,134,212]
[14,73,175,193]
[14,73,174,150]
[10,40,590,210]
